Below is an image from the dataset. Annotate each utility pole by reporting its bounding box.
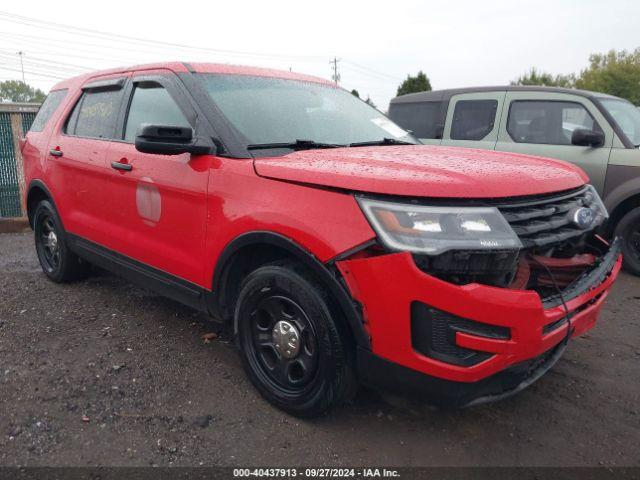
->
[330,57,341,84]
[17,51,25,83]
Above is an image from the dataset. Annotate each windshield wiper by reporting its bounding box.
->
[349,137,415,147]
[247,139,345,151]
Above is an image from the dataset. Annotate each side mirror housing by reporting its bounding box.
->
[571,128,605,147]
[135,124,213,155]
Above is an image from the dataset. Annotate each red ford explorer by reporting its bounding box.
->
[22,63,621,417]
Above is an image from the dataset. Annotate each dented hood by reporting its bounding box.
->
[253,145,588,198]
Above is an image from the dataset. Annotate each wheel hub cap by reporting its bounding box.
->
[48,231,58,250]
[272,320,301,359]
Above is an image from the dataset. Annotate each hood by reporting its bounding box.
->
[253,145,588,198]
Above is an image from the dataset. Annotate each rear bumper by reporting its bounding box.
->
[336,240,621,405]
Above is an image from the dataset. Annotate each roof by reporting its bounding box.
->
[51,62,333,91]
[390,85,620,104]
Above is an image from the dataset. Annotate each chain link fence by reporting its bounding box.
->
[0,104,39,218]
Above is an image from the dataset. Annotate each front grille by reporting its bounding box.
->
[411,302,509,367]
[498,186,593,249]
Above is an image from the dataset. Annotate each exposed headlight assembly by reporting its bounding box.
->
[582,184,609,226]
[358,198,522,255]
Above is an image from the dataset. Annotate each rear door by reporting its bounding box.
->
[441,91,506,149]
[104,70,211,286]
[495,92,613,192]
[46,75,128,242]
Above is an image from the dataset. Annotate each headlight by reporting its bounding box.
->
[357,198,522,255]
[583,184,609,225]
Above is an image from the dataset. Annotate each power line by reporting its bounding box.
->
[342,60,401,82]
[0,10,327,62]
[0,64,65,80]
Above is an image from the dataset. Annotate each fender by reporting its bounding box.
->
[211,231,371,349]
[602,171,640,221]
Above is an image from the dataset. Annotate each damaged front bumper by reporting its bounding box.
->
[336,238,622,407]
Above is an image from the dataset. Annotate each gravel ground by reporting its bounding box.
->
[0,232,639,467]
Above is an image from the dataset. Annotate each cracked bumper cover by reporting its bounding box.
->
[336,239,622,407]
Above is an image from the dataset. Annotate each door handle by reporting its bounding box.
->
[111,161,132,171]
[49,148,63,157]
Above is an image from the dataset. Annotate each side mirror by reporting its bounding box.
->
[135,124,213,155]
[571,128,604,148]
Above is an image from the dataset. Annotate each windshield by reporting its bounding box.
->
[599,98,640,147]
[197,74,418,152]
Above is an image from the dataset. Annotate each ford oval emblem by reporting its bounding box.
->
[571,207,596,229]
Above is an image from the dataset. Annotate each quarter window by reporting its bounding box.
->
[450,100,498,140]
[507,100,601,145]
[388,101,443,139]
[30,89,67,132]
[124,82,190,142]
[65,89,122,139]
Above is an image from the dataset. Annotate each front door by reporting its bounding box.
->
[495,91,613,193]
[441,91,506,150]
[104,71,211,286]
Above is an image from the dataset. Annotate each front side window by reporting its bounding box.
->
[65,89,122,139]
[197,74,416,150]
[388,101,443,139]
[30,89,67,133]
[124,82,190,142]
[599,98,640,147]
[507,100,601,145]
[450,100,498,140]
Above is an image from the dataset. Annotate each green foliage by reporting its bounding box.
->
[511,67,575,88]
[351,89,360,98]
[512,48,640,104]
[0,80,46,103]
[364,95,376,108]
[396,71,432,97]
[575,49,640,105]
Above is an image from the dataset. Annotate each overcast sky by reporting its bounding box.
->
[0,0,637,108]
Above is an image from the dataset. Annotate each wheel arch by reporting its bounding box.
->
[210,231,370,349]
[604,182,640,236]
[26,180,56,229]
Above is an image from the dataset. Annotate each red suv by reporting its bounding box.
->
[22,63,621,417]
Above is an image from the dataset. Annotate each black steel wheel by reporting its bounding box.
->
[33,200,88,282]
[235,261,356,417]
[249,295,319,393]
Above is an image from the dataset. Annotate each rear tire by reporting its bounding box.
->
[34,200,89,283]
[614,207,640,276]
[234,261,356,417]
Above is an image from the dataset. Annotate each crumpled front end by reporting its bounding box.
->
[335,186,622,407]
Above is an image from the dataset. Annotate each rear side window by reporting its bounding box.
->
[123,82,190,142]
[389,101,443,138]
[65,89,123,139]
[450,100,498,140]
[507,100,601,145]
[29,89,67,133]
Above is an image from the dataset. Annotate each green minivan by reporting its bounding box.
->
[389,86,640,274]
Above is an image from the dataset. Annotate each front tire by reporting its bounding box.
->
[235,261,356,417]
[615,207,640,276]
[34,200,88,282]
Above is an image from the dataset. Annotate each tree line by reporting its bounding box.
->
[395,48,640,105]
[0,80,46,103]
[512,48,640,105]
